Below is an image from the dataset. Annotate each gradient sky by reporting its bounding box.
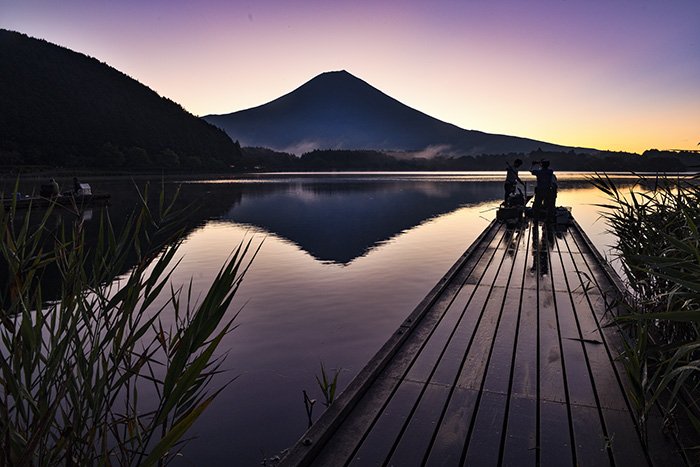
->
[2,0,699,153]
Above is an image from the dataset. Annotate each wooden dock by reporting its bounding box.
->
[280,219,690,466]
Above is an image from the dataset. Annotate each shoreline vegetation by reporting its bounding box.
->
[232,147,700,173]
[592,173,700,460]
[0,184,258,465]
[2,148,700,176]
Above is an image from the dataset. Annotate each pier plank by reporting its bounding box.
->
[500,395,537,467]
[279,219,690,467]
[423,387,479,466]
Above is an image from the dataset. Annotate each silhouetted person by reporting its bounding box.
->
[530,160,554,221]
[504,159,524,206]
[73,177,81,194]
[547,173,558,222]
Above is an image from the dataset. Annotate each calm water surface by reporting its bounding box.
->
[4,172,634,464]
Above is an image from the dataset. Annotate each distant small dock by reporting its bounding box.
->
[280,218,689,466]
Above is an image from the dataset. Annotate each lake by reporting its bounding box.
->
[2,172,635,465]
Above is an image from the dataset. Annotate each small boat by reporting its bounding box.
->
[2,193,111,210]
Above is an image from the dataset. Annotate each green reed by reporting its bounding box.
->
[300,362,342,430]
[0,184,257,466]
[315,362,341,408]
[591,173,699,451]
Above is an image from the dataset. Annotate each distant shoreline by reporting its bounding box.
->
[2,168,699,180]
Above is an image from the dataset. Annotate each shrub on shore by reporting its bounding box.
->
[592,173,699,454]
[0,184,256,465]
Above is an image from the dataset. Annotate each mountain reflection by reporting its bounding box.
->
[2,174,602,303]
[220,180,505,264]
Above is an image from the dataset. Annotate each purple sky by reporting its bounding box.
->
[2,0,699,152]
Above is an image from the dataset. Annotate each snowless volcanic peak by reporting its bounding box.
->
[204,70,590,156]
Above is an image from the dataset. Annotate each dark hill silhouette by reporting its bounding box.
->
[204,70,593,156]
[0,29,241,169]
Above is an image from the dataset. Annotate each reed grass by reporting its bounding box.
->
[591,173,699,453]
[0,184,257,466]
[299,362,343,431]
[302,390,316,429]
[315,362,341,408]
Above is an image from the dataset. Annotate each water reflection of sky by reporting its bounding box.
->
[1,172,636,464]
[153,173,632,465]
[180,171,649,184]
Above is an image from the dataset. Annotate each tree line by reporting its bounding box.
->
[233,147,700,172]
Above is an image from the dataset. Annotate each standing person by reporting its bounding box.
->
[547,173,558,221]
[73,177,81,194]
[530,159,554,220]
[503,159,524,206]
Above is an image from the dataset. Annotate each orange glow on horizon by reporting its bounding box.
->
[2,1,699,154]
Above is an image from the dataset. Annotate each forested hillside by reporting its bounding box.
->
[236,147,700,172]
[0,30,241,170]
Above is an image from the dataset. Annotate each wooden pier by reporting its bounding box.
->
[280,218,690,466]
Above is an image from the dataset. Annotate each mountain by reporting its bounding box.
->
[204,70,592,156]
[0,29,241,169]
